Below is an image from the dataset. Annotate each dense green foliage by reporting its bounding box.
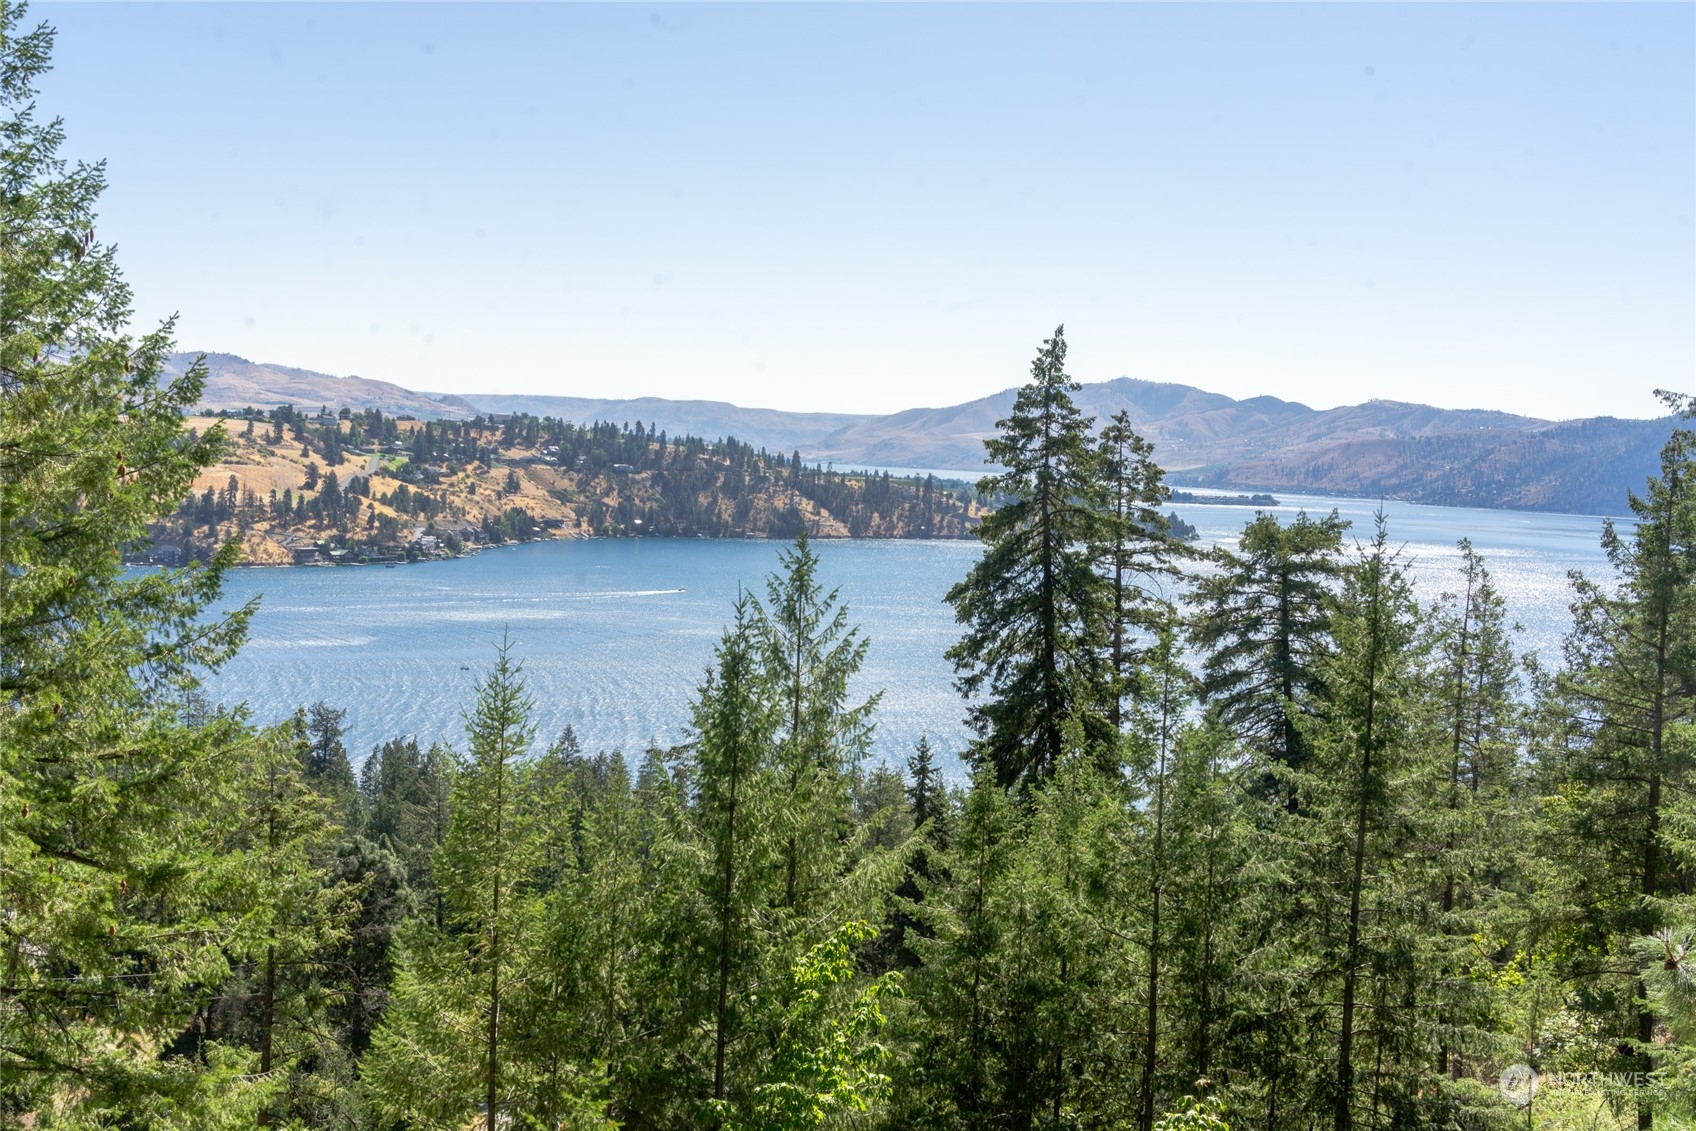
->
[8,9,1696,1128]
[946,327,1123,787]
[1,5,312,1120]
[150,366,1682,1131]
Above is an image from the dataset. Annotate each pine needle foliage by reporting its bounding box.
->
[946,326,1112,788]
[0,3,270,1117]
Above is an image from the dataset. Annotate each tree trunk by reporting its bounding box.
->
[1039,431,1060,776]
[1110,482,1127,732]
[713,742,744,1105]
[259,759,279,1129]
[1438,577,1470,1079]
[486,734,507,1131]
[1053,952,1067,1126]
[1637,574,1670,1131]
[1335,575,1383,1131]
[1140,693,1170,1131]
[257,942,276,1128]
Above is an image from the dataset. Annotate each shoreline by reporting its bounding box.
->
[200,529,982,572]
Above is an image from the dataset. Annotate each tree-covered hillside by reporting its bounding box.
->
[146,404,987,565]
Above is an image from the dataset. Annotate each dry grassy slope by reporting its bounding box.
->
[183,417,886,563]
[186,416,577,563]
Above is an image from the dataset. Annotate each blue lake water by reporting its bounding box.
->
[204,493,1625,775]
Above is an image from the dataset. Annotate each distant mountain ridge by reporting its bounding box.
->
[463,393,869,457]
[182,352,1671,516]
[170,353,481,420]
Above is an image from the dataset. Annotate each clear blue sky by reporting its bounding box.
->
[36,2,1695,419]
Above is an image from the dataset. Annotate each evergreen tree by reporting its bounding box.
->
[1295,516,1435,1129]
[946,326,1110,788]
[1006,747,1124,1128]
[1127,623,1190,1131]
[299,701,362,829]
[907,734,944,833]
[228,726,355,1127]
[693,598,781,1113]
[887,735,949,973]
[359,735,453,920]
[363,640,602,1128]
[324,835,412,1062]
[754,532,878,916]
[898,765,1019,1127]
[1189,510,1348,805]
[511,744,635,1129]
[1158,723,1252,1112]
[1427,540,1524,1084]
[1543,392,1695,1128]
[1095,410,1186,734]
[616,744,716,1127]
[0,6,264,1116]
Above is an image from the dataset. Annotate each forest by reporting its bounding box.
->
[5,7,1696,1130]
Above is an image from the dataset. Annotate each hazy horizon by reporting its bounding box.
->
[179,345,1673,425]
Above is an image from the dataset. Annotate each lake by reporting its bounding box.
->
[204,493,1626,774]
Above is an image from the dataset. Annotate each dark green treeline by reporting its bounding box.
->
[8,8,1696,1126]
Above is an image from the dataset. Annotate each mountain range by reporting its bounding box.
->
[176,352,1672,516]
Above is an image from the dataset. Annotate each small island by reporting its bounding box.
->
[1168,489,1280,507]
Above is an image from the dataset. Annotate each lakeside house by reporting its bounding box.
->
[147,541,186,566]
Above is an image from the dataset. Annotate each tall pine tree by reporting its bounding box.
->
[1095,410,1185,735]
[1544,393,1695,1128]
[946,326,1109,788]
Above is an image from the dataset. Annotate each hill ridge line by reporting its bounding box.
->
[176,351,1670,515]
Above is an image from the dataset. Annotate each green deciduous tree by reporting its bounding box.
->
[709,921,904,1131]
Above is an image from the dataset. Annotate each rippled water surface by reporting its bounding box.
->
[205,493,1623,773]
